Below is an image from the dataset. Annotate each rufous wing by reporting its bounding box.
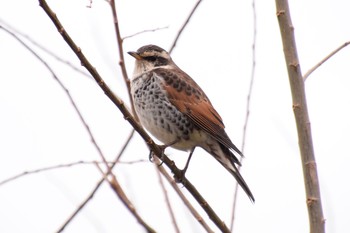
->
[154,68,243,157]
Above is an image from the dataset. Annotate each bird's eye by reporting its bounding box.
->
[144,56,157,62]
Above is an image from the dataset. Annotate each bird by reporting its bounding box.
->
[128,44,254,201]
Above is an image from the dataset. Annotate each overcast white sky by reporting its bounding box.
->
[1,0,350,232]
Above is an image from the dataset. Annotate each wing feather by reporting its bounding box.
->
[154,68,243,157]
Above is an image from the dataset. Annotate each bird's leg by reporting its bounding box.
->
[182,147,196,174]
[175,147,196,183]
[149,138,180,163]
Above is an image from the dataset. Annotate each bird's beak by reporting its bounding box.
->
[128,51,142,60]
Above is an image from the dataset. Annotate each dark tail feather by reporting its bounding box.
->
[217,145,255,202]
[226,163,255,202]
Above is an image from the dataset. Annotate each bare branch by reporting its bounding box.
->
[0,161,99,186]
[95,163,157,233]
[276,1,325,233]
[169,0,203,54]
[115,130,135,162]
[57,129,134,232]
[110,175,157,233]
[0,19,91,78]
[108,0,138,120]
[230,0,258,230]
[0,24,109,171]
[154,157,215,233]
[303,41,350,80]
[118,159,148,164]
[0,157,147,187]
[57,178,104,233]
[122,26,169,41]
[153,160,180,233]
[38,1,232,232]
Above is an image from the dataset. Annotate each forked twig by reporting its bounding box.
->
[57,130,135,232]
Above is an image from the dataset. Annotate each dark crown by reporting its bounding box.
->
[136,44,167,54]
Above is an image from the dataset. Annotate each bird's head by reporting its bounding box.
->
[128,45,175,76]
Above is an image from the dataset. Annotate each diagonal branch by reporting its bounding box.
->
[303,41,350,80]
[0,24,108,167]
[95,163,157,233]
[56,129,134,232]
[275,1,325,233]
[0,22,146,233]
[153,160,180,233]
[0,19,90,78]
[169,0,203,54]
[38,1,231,232]
[153,157,215,233]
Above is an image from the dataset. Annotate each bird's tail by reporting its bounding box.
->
[207,143,255,202]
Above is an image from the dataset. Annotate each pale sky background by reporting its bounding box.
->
[1,0,350,232]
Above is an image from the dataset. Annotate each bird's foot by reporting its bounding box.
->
[148,144,166,164]
[149,139,180,164]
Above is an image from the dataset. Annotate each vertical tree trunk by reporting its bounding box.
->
[275,1,325,233]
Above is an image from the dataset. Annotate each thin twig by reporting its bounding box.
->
[122,26,169,41]
[112,2,193,230]
[153,160,180,233]
[57,178,103,233]
[0,19,91,78]
[38,1,232,232]
[104,2,145,207]
[110,2,179,230]
[118,158,148,164]
[95,163,157,233]
[111,1,178,227]
[303,41,350,80]
[0,157,146,187]
[115,130,135,162]
[108,0,138,120]
[0,161,102,186]
[154,157,215,233]
[230,0,258,230]
[3,6,151,233]
[0,25,109,169]
[110,175,157,233]
[0,158,147,187]
[276,1,325,233]
[169,0,203,54]
[57,129,134,232]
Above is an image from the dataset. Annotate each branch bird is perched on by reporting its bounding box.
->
[128,45,254,202]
